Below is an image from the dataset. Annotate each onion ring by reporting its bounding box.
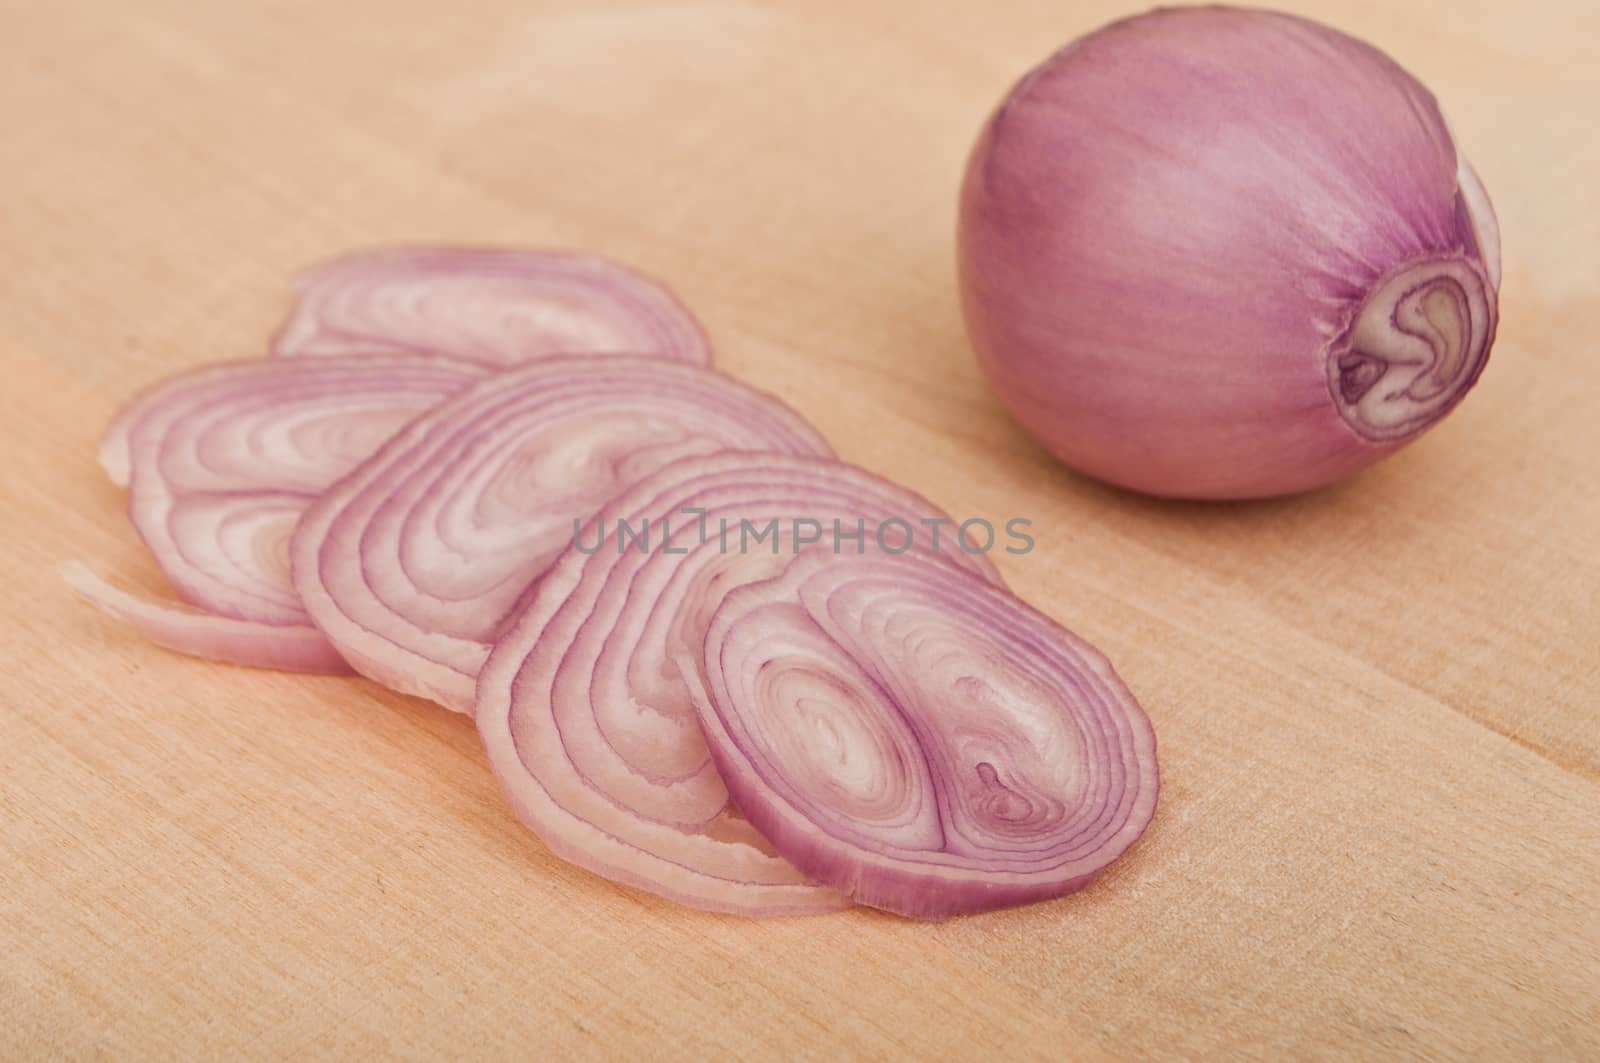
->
[476,451,1004,915]
[273,246,711,367]
[691,553,1158,919]
[292,356,831,712]
[75,354,484,670]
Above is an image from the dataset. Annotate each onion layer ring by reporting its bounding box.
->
[293,357,831,713]
[273,247,712,367]
[692,553,1158,919]
[78,354,484,670]
[477,451,1004,915]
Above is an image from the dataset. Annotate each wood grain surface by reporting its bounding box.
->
[3,0,1596,1059]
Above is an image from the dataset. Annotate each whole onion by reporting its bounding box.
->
[957,7,1500,498]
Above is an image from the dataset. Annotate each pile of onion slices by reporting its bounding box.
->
[66,244,1159,920]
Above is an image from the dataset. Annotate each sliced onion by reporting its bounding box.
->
[476,451,1005,916]
[272,247,712,367]
[689,553,1158,920]
[59,562,350,673]
[98,402,144,488]
[291,357,831,714]
[77,354,485,670]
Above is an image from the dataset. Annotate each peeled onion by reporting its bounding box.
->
[958,7,1500,498]
[476,451,1005,916]
[273,246,712,367]
[291,357,831,713]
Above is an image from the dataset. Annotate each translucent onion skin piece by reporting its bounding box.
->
[59,563,351,674]
[691,554,1158,920]
[958,7,1501,499]
[292,357,833,715]
[82,354,485,670]
[476,452,1005,916]
[272,247,712,368]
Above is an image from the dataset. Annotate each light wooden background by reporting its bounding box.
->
[3,0,1596,1059]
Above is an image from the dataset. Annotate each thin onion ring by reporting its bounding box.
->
[292,356,832,713]
[691,553,1158,919]
[273,246,711,367]
[477,451,1006,916]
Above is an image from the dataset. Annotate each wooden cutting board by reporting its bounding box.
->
[3,1,1595,1058]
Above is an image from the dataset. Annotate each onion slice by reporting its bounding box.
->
[291,357,832,714]
[59,562,350,673]
[77,354,485,670]
[476,451,1005,916]
[690,553,1158,919]
[272,247,712,367]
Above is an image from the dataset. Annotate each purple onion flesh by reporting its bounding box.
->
[273,246,712,368]
[70,354,485,671]
[691,553,1158,919]
[476,451,1008,916]
[291,357,831,713]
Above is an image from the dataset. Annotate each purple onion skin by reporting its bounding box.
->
[958,7,1501,499]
